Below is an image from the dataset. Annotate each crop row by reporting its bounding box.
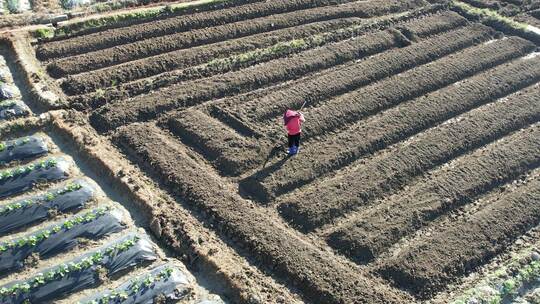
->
[163,19,486,175]
[91,24,492,132]
[240,26,514,200]
[0,100,29,121]
[36,0,358,60]
[231,24,492,126]
[214,35,529,179]
[167,109,262,176]
[69,7,452,108]
[453,231,540,304]
[113,123,413,304]
[299,36,533,139]
[0,157,69,199]
[89,26,400,129]
[245,45,540,204]
[63,18,368,107]
[329,85,540,262]
[61,19,368,96]
[380,170,540,298]
[0,135,48,165]
[0,179,94,235]
[79,263,191,304]
[51,17,363,78]
[204,10,463,133]
[327,122,540,267]
[0,233,157,304]
[276,55,540,231]
[62,7,457,96]
[0,206,125,274]
[62,8,458,96]
[168,23,507,177]
[48,0,424,77]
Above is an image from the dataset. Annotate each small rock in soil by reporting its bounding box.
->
[23,252,40,267]
[153,293,167,304]
[95,265,109,284]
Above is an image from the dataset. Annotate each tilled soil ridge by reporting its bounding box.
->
[113,123,414,304]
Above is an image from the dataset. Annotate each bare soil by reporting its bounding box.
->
[27,0,540,302]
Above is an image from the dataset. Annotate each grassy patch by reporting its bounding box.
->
[453,246,540,304]
[203,16,402,75]
[451,0,540,44]
[451,1,530,31]
[32,27,55,39]
[206,38,313,71]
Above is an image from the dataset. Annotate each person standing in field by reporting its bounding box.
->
[283,109,305,156]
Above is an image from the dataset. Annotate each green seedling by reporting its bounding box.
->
[85,266,175,304]
[0,158,59,182]
[0,182,82,217]
[0,100,16,109]
[451,1,530,31]
[453,249,540,303]
[0,207,110,252]
[0,235,140,297]
[33,28,54,39]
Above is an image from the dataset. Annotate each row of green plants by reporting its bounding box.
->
[453,247,540,304]
[0,181,82,216]
[32,28,55,39]
[100,28,321,88]
[0,100,17,110]
[50,0,231,39]
[449,0,540,68]
[120,19,367,90]
[0,206,111,252]
[81,266,175,304]
[0,158,58,182]
[0,235,140,298]
[204,13,402,73]
[0,136,33,153]
[162,8,421,88]
[451,1,530,31]
[205,38,315,72]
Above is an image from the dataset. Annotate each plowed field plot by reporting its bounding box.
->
[0,39,223,304]
[22,0,540,302]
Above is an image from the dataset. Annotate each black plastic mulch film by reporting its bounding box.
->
[79,263,191,304]
[0,84,19,100]
[0,179,95,235]
[0,100,29,120]
[0,136,49,165]
[0,233,158,304]
[0,157,70,198]
[0,206,126,274]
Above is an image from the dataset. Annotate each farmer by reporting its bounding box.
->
[283,109,305,156]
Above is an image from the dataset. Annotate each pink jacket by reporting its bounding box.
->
[283,109,305,135]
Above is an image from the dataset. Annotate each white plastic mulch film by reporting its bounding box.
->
[61,0,93,10]
[5,0,31,13]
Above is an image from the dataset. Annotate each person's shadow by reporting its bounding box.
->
[239,142,292,202]
[262,143,286,168]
